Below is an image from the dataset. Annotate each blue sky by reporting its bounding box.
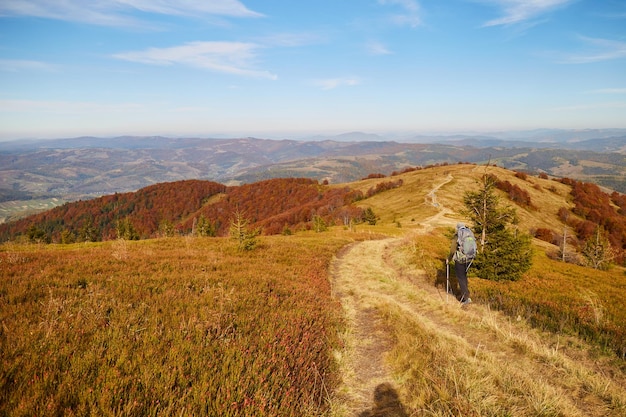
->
[1,0,625,140]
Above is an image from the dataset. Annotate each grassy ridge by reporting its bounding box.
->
[408,231,626,360]
[473,249,626,359]
[0,234,355,416]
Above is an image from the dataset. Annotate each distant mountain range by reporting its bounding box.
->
[1,130,625,222]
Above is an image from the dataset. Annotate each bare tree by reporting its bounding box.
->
[582,226,615,270]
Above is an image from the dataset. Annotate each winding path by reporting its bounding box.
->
[329,175,625,416]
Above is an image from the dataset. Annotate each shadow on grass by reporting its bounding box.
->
[358,383,408,417]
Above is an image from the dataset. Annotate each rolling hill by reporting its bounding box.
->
[1,135,625,224]
[2,163,626,416]
[2,163,625,266]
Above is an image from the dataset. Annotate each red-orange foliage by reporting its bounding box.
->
[514,171,528,181]
[612,191,626,216]
[366,179,404,198]
[0,180,226,241]
[494,178,536,209]
[0,178,372,242]
[185,178,364,236]
[363,173,386,179]
[534,228,556,244]
[559,179,626,264]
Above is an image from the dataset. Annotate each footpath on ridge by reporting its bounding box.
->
[329,175,626,416]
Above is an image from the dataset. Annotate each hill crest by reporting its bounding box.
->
[2,164,625,267]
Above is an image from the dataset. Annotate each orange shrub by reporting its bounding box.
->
[0,234,355,416]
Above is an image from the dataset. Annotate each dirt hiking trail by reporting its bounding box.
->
[329,176,626,416]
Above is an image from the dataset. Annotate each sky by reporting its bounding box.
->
[1,0,625,140]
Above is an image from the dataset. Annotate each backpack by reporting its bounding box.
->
[456,226,477,262]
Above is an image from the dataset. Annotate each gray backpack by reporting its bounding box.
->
[456,226,477,262]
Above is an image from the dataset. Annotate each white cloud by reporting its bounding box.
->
[0,0,262,26]
[115,0,262,17]
[314,77,362,90]
[378,0,422,27]
[259,32,323,48]
[481,0,574,27]
[589,88,626,94]
[379,0,420,13]
[113,41,277,79]
[0,59,58,72]
[559,36,626,64]
[367,41,393,55]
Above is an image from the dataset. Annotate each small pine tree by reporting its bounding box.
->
[27,224,50,244]
[195,215,216,237]
[60,229,75,244]
[313,215,328,232]
[78,217,100,242]
[159,220,176,237]
[229,210,259,251]
[117,217,139,240]
[363,207,378,225]
[463,173,533,281]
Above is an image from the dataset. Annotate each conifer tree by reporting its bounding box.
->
[60,229,75,244]
[195,215,216,237]
[116,217,139,240]
[27,224,50,244]
[463,173,532,281]
[363,207,378,225]
[313,215,328,232]
[229,210,259,251]
[78,217,100,242]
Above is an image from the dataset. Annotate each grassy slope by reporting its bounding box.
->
[2,163,625,416]
[331,235,626,416]
[0,233,363,416]
[350,164,626,356]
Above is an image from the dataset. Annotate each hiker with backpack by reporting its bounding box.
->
[447,222,477,305]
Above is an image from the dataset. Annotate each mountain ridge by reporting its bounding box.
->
[1,135,625,223]
[2,164,625,268]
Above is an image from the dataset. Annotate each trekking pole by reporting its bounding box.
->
[446,259,449,303]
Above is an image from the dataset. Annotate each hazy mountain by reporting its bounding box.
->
[1,134,625,222]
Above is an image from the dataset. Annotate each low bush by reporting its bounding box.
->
[0,234,353,416]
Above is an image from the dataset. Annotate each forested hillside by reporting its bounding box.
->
[1,164,625,267]
[0,178,367,243]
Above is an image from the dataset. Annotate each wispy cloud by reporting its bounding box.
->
[378,0,422,28]
[0,59,58,72]
[558,36,626,63]
[314,77,362,90]
[113,41,277,79]
[259,32,324,48]
[367,41,393,55]
[589,88,626,94]
[481,0,574,27]
[0,0,262,27]
[549,101,626,112]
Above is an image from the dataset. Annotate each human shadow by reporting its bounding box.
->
[358,383,408,417]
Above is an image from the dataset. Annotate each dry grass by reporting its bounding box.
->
[378,233,626,416]
[343,163,576,234]
[328,165,626,415]
[3,164,625,417]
